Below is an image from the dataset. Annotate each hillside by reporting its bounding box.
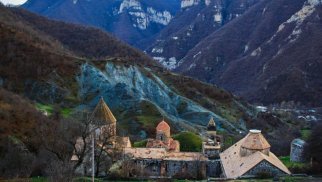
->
[0,5,306,158]
[176,0,322,106]
[146,0,260,69]
[0,5,253,138]
[21,0,181,47]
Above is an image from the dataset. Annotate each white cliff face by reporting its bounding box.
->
[181,0,200,8]
[273,0,322,43]
[77,63,235,129]
[214,12,222,23]
[119,0,141,13]
[118,0,173,30]
[181,0,212,8]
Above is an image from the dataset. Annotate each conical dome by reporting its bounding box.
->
[90,97,116,126]
[156,120,170,131]
[241,130,270,150]
[207,117,216,131]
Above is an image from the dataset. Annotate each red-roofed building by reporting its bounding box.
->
[146,120,180,152]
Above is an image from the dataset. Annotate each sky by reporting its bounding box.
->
[0,0,27,5]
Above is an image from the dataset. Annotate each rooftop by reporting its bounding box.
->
[124,148,206,161]
[207,117,216,131]
[156,120,170,131]
[90,97,116,125]
[241,130,271,150]
[220,131,290,178]
[292,138,306,147]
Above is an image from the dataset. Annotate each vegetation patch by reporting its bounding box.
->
[35,103,73,118]
[173,132,202,152]
[35,103,54,115]
[279,156,309,172]
[133,140,148,148]
[300,129,311,141]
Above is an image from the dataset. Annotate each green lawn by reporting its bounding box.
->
[35,103,73,118]
[35,103,54,116]
[279,156,308,169]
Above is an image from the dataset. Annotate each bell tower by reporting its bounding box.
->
[90,97,117,139]
[202,117,221,159]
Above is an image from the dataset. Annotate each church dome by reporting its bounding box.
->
[241,130,271,150]
[156,120,170,131]
[90,97,116,125]
[207,117,216,131]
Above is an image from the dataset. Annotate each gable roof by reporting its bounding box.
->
[241,130,270,150]
[90,97,116,126]
[220,133,290,179]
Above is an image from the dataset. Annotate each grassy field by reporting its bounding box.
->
[279,156,309,169]
[35,103,72,118]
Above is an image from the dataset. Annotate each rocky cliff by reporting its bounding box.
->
[22,0,181,47]
[177,0,322,106]
[146,0,260,69]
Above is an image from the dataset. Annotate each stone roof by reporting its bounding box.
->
[124,148,206,161]
[124,148,167,159]
[241,130,270,150]
[146,138,180,152]
[90,97,116,126]
[207,117,216,131]
[156,120,170,131]
[292,138,306,147]
[220,131,290,179]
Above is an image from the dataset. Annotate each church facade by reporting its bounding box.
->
[72,98,291,179]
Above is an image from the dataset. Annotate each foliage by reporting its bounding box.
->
[279,156,309,169]
[35,103,72,118]
[173,132,202,152]
[133,140,148,148]
[300,129,311,141]
[305,123,322,174]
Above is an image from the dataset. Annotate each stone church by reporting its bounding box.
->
[72,98,291,179]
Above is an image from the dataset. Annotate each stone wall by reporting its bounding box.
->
[290,143,305,162]
[243,160,287,177]
[206,159,221,177]
[124,158,207,179]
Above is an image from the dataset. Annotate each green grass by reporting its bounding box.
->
[173,131,202,152]
[279,156,308,169]
[35,103,73,118]
[35,103,54,116]
[32,177,48,182]
[73,177,103,182]
[300,129,311,141]
[136,116,160,129]
[133,140,148,148]
[61,108,73,118]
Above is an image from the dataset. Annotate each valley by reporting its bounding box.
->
[0,0,321,180]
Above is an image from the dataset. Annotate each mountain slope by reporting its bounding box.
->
[176,0,322,106]
[0,5,256,140]
[146,0,260,69]
[0,5,307,157]
[21,0,181,47]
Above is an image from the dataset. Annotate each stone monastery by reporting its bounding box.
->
[72,98,291,179]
